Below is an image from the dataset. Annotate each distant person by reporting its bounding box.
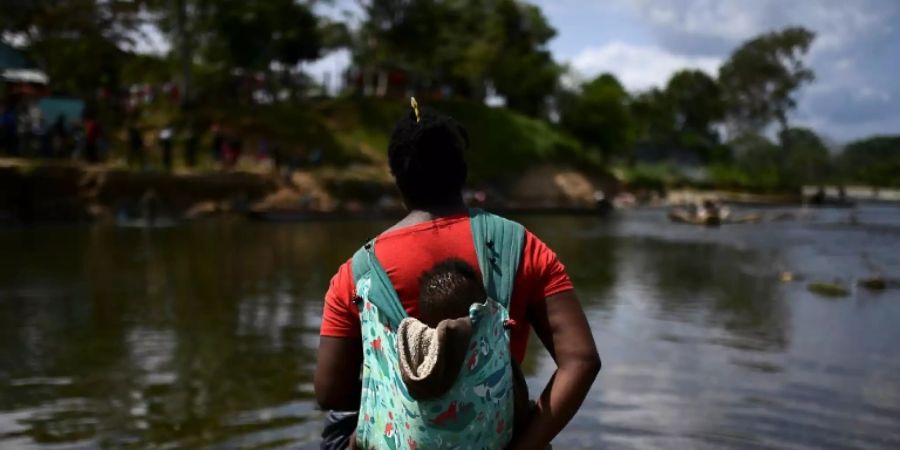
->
[184,126,198,168]
[38,120,52,158]
[2,106,18,156]
[159,125,174,172]
[315,100,599,450]
[222,137,235,168]
[51,115,68,157]
[21,103,43,156]
[810,187,826,205]
[271,144,283,173]
[696,199,722,226]
[127,124,145,170]
[82,114,101,163]
[223,136,242,168]
[309,146,322,166]
[211,122,224,162]
[257,138,269,161]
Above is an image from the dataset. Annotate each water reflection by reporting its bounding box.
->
[1,221,348,449]
[1,210,900,449]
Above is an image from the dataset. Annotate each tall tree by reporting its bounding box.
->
[779,127,831,185]
[665,70,723,138]
[481,0,559,116]
[0,0,144,96]
[718,27,815,136]
[353,0,560,116]
[838,136,900,187]
[559,73,633,164]
[174,0,191,105]
[355,0,464,92]
[630,88,674,151]
[148,0,325,102]
[730,132,785,189]
[175,0,322,70]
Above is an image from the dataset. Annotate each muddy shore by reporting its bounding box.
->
[1,159,812,224]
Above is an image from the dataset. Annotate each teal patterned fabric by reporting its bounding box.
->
[351,209,525,450]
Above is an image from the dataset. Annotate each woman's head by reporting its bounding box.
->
[388,103,469,209]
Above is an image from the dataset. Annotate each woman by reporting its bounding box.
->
[315,102,600,449]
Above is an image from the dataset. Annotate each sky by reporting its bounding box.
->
[522,0,900,142]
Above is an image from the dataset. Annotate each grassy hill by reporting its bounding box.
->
[142,98,592,182]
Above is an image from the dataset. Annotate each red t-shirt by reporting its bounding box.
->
[320,214,574,363]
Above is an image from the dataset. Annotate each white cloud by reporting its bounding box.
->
[128,23,171,56]
[569,42,722,92]
[620,0,892,53]
[301,49,351,95]
[796,113,900,143]
[552,0,900,140]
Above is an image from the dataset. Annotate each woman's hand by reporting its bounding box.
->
[513,291,601,450]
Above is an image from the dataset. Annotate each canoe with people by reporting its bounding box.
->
[668,199,763,226]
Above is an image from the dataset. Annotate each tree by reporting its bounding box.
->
[353,0,560,116]
[146,0,326,103]
[665,70,723,138]
[726,128,831,190]
[630,88,674,144]
[629,88,675,161]
[154,0,321,71]
[559,73,633,164]
[0,0,144,96]
[355,0,471,93]
[730,133,784,190]
[718,27,815,136]
[481,0,560,116]
[838,136,900,187]
[778,127,831,185]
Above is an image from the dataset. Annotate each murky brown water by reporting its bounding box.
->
[2,206,900,449]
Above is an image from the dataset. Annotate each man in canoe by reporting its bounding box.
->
[315,99,600,450]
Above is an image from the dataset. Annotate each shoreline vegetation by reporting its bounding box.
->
[0,92,896,223]
[2,97,897,224]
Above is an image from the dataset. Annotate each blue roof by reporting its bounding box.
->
[0,42,31,70]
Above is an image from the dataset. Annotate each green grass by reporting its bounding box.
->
[113,98,590,181]
[434,100,587,180]
[312,98,590,180]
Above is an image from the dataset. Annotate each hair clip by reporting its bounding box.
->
[410,97,421,123]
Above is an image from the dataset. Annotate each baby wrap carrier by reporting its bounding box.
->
[351,209,525,450]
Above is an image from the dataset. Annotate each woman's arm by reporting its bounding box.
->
[314,336,363,410]
[511,291,601,450]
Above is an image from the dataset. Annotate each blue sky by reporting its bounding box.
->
[149,0,897,142]
[521,0,900,142]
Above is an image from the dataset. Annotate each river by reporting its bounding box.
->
[2,206,899,449]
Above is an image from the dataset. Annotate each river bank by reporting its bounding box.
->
[0,158,624,223]
[0,159,277,223]
[7,157,888,224]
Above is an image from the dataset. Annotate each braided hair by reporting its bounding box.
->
[388,102,469,208]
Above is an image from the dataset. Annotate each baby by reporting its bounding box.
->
[417,258,486,328]
[415,259,531,440]
[341,259,531,450]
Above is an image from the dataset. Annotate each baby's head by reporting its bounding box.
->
[418,259,486,327]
